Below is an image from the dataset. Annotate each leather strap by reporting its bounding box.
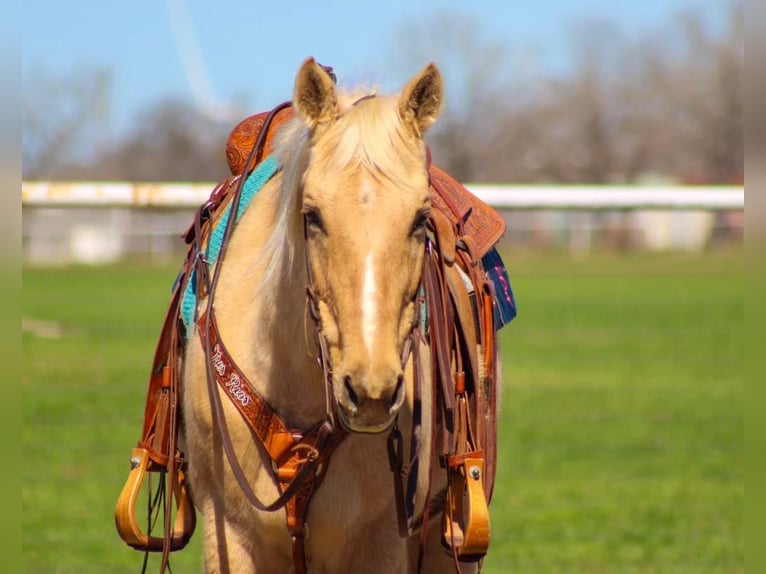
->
[423,249,455,433]
[200,309,298,460]
[198,307,346,509]
[115,220,198,571]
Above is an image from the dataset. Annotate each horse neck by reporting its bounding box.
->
[213,173,327,429]
[259,254,327,424]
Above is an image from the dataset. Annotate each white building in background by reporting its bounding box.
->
[633,211,717,251]
[22,207,192,265]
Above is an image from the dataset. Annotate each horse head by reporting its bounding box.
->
[293,58,443,433]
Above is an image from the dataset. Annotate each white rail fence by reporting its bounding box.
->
[22,182,744,210]
[21,182,744,264]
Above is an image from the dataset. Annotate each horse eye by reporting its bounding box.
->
[410,211,429,236]
[304,209,325,233]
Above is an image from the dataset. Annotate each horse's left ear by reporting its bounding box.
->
[398,63,444,137]
[294,57,340,134]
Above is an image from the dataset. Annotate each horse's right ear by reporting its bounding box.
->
[294,58,339,134]
[398,63,444,137]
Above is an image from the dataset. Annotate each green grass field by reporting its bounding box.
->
[22,249,743,573]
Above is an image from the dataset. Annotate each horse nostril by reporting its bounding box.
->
[343,375,359,407]
[389,374,404,410]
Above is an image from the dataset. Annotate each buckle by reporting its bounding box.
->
[275,441,322,483]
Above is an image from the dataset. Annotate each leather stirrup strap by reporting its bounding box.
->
[115,249,197,557]
[423,251,455,429]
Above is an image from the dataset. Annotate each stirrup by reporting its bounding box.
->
[442,451,490,559]
[115,447,196,551]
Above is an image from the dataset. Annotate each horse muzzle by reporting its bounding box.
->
[334,371,405,434]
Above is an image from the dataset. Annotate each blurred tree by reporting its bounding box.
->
[89,98,229,182]
[389,3,743,185]
[389,11,518,182]
[23,85,231,182]
[672,1,743,183]
[23,68,111,178]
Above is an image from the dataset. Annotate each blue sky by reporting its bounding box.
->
[22,1,727,138]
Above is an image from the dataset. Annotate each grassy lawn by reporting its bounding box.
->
[22,249,743,573]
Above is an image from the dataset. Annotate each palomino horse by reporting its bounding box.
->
[116,58,508,574]
[184,59,455,574]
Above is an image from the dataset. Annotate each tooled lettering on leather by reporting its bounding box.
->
[202,307,347,559]
[199,307,347,469]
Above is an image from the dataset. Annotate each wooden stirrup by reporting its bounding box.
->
[443,452,490,559]
[115,447,196,551]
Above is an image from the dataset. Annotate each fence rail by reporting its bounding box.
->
[22,182,744,211]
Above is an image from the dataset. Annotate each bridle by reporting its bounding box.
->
[195,99,426,574]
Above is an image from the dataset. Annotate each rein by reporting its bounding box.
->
[194,103,349,574]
